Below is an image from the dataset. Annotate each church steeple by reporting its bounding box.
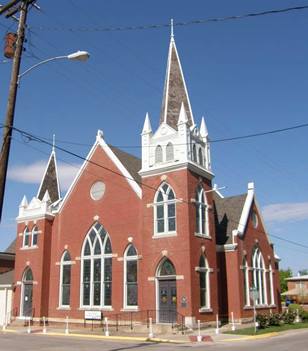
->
[159,22,194,130]
[37,147,61,204]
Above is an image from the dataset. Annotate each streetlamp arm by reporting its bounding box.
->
[18,55,68,82]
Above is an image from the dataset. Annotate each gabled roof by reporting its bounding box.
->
[159,36,194,130]
[0,270,14,286]
[37,150,60,204]
[108,145,141,185]
[213,193,247,245]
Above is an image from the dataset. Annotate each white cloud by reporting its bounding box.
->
[262,202,308,223]
[8,161,80,191]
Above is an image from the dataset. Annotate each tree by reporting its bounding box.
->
[279,268,293,294]
[299,269,308,276]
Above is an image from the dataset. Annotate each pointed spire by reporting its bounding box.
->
[170,18,174,40]
[200,116,208,139]
[177,102,188,125]
[42,190,51,203]
[159,33,194,130]
[142,112,152,134]
[52,134,56,152]
[19,195,28,208]
[37,148,61,203]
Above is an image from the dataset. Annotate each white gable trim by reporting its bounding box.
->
[97,137,142,199]
[57,140,100,213]
[236,182,272,245]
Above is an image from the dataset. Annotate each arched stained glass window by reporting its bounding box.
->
[195,187,208,236]
[198,255,210,309]
[124,245,138,307]
[252,248,267,306]
[23,267,33,281]
[81,222,113,307]
[159,259,176,276]
[23,227,30,247]
[154,183,176,235]
[60,250,71,307]
[31,226,39,246]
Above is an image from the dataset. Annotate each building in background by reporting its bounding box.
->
[11,32,281,326]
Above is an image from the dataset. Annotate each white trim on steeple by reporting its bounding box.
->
[162,35,195,126]
[19,195,28,208]
[142,112,152,135]
[177,102,188,125]
[36,148,61,202]
[200,117,208,140]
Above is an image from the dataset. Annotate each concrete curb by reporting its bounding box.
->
[217,332,279,342]
[1,329,185,344]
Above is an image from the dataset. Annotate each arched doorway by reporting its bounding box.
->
[21,268,33,317]
[156,258,177,323]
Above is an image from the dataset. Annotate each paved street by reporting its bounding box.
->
[0,329,307,351]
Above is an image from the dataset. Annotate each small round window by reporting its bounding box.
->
[251,211,258,228]
[90,181,105,201]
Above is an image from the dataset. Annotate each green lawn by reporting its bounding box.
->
[224,322,308,335]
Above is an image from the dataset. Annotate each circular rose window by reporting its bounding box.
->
[90,181,105,201]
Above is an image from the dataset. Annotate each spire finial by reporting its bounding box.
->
[52,134,56,152]
[170,18,174,39]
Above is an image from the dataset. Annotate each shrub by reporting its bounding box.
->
[268,313,281,326]
[300,311,308,321]
[256,314,268,329]
[282,310,296,324]
[288,304,304,315]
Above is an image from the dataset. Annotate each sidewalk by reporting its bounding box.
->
[1,323,280,344]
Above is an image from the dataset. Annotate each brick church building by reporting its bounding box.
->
[12,32,281,326]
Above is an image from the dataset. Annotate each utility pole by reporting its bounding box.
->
[0,0,34,222]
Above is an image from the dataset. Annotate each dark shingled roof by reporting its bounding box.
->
[108,145,141,185]
[5,240,15,254]
[213,193,247,245]
[37,152,60,203]
[0,270,14,285]
[159,40,193,130]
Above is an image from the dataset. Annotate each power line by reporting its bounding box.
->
[5,120,308,149]
[29,5,308,32]
[11,124,308,253]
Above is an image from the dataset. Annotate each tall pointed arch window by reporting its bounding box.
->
[59,251,72,307]
[195,187,208,236]
[252,248,267,306]
[155,145,163,163]
[197,255,210,309]
[192,144,197,162]
[166,142,174,161]
[23,227,30,247]
[81,222,112,307]
[31,226,39,246]
[269,264,275,305]
[124,245,138,308]
[198,148,204,166]
[154,183,176,235]
[242,258,250,306]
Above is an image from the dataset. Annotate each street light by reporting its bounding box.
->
[18,50,90,82]
[0,49,90,222]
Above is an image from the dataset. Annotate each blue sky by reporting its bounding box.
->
[1,0,308,274]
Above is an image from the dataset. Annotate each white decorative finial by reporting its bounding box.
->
[52,134,56,152]
[170,18,174,39]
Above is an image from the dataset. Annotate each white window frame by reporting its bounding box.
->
[23,227,30,247]
[197,255,211,311]
[123,245,138,310]
[31,226,39,247]
[195,187,209,237]
[269,264,275,305]
[242,258,250,307]
[80,223,113,309]
[155,145,163,163]
[153,183,177,236]
[252,248,268,306]
[59,251,72,308]
[166,142,174,161]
